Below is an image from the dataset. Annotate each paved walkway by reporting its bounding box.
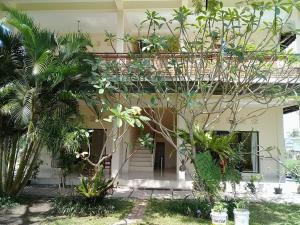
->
[22,183,300,204]
[0,200,51,225]
[112,200,148,225]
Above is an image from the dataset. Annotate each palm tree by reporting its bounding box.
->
[0,5,100,195]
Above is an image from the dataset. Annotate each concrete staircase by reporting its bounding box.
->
[129,143,153,172]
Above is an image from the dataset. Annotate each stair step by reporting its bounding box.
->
[130,161,152,167]
[130,157,152,162]
[132,153,152,159]
[134,149,152,153]
[129,166,153,172]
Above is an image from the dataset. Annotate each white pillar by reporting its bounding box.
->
[116,11,125,53]
[277,108,286,182]
[111,122,122,178]
[293,9,300,54]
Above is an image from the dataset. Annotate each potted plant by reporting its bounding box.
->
[178,159,186,181]
[211,202,228,225]
[284,159,300,194]
[274,174,284,194]
[246,175,263,195]
[274,185,283,194]
[234,200,250,225]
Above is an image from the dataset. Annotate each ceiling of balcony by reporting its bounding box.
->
[0,0,296,35]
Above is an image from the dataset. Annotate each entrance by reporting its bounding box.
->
[154,142,165,172]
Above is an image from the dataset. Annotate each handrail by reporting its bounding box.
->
[92,52,298,61]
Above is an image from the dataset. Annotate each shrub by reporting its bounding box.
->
[148,198,235,219]
[75,165,113,200]
[212,202,227,212]
[284,159,300,181]
[50,197,133,216]
[0,196,19,209]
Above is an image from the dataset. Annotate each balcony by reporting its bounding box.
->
[94,52,300,80]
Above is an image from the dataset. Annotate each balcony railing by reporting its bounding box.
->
[94,52,300,79]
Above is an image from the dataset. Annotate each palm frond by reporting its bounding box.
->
[58,32,92,62]
[1,4,57,60]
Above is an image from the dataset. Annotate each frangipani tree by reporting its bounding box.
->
[102,0,300,200]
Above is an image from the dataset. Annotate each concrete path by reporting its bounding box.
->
[112,200,148,225]
[21,182,300,204]
[0,200,51,225]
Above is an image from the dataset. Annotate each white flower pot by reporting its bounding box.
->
[178,170,185,181]
[234,209,250,225]
[211,211,228,225]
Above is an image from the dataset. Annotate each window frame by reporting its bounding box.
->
[214,130,260,174]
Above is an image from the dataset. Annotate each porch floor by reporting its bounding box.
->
[118,169,193,189]
[120,169,185,181]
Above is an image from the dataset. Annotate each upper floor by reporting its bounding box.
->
[1,0,300,55]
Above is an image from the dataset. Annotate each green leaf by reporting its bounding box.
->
[116,118,123,128]
[103,116,113,123]
[135,119,143,128]
[116,104,123,113]
[139,116,151,122]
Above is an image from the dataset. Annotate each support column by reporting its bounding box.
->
[111,123,122,178]
[116,11,125,53]
[176,115,183,180]
[293,9,300,54]
[277,108,286,182]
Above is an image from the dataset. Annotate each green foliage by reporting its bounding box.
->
[30,159,43,180]
[142,200,300,225]
[0,6,100,195]
[246,175,263,194]
[76,166,113,200]
[0,196,19,209]
[235,200,249,210]
[180,126,242,201]
[212,201,227,212]
[146,198,235,220]
[104,105,150,128]
[194,152,222,199]
[284,159,300,181]
[179,127,235,160]
[138,133,154,150]
[50,197,133,217]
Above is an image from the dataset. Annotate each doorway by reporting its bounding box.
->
[154,142,165,171]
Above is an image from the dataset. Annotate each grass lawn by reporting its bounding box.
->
[138,199,300,225]
[42,198,134,225]
[2,196,300,225]
[42,215,127,225]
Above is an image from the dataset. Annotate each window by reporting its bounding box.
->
[215,131,259,173]
[235,131,259,173]
[280,32,296,51]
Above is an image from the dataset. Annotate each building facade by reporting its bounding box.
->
[2,0,300,188]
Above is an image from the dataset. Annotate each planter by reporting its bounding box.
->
[274,187,282,194]
[178,170,185,181]
[211,211,228,225]
[297,185,300,194]
[234,209,250,225]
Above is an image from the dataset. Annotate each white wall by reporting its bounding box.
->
[177,106,285,182]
